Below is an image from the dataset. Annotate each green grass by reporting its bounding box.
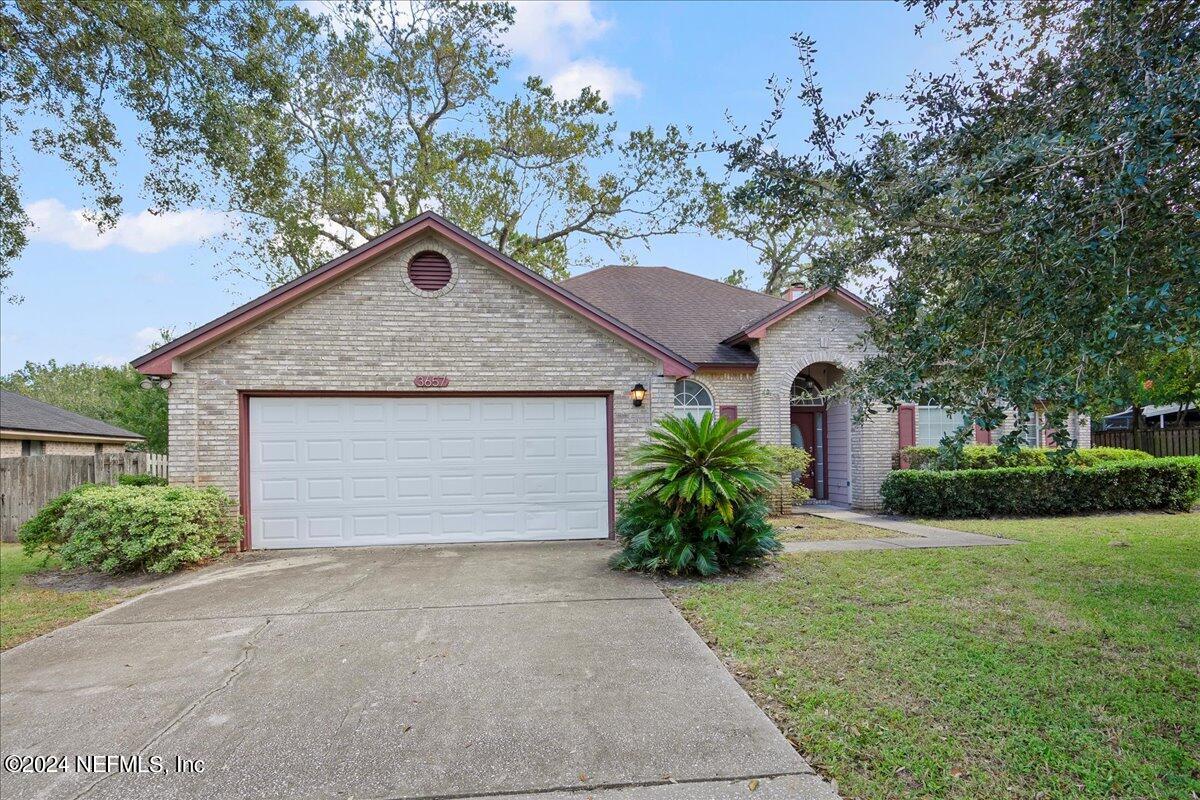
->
[0,543,139,650]
[670,512,1200,799]
[772,514,897,542]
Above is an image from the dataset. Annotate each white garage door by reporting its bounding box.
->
[249,396,609,549]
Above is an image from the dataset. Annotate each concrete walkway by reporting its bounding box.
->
[782,508,1019,553]
[1,541,840,800]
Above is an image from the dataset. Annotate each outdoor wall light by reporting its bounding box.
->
[140,377,172,391]
[630,383,647,407]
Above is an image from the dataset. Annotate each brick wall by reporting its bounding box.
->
[0,440,126,457]
[749,297,895,509]
[692,369,755,421]
[167,234,664,505]
[44,441,96,456]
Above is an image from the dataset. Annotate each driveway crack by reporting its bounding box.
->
[297,564,378,613]
[67,618,272,800]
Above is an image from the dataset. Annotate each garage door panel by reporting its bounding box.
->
[249,396,609,548]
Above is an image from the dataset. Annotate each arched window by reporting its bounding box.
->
[790,374,824,407]
[673,379,714,420]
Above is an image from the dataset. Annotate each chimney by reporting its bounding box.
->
[785,283,807,302]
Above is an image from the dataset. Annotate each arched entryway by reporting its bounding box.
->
[790,363,848,502]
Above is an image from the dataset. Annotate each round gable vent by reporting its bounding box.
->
[407,250,452,292]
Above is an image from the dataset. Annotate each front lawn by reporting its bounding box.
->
[0,544,145,650]
[670,512,1200,799]
[772,514,897,542]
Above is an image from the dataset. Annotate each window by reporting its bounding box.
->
[21,440,44,456]
[1023,410,1043,448]
[673,379,714,419]
[790,374,824,407]
[917,406,970,447]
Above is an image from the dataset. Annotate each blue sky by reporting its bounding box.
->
[2,0,957,370]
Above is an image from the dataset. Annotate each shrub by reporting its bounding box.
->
[762,444,814,510]
[610,497,780,576]
[1076,447,1154,466]
[52,485,242,574]
[18,485,93,556]
[901,444,1150,471]
[117,472,168,487]
[881,456,1200,518]
[612,413,780,576]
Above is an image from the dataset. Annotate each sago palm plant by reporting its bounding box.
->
[612,412,781,576]
[623,412,777,520]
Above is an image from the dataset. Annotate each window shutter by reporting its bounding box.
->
[719,405,738,421]
[974,424,992,445]
[898,404,917,468]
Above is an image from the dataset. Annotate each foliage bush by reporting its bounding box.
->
[17,485,92,556]
[612,413,780,576]
[902,444,1150,471]
[610,498,780,576]
[881,457,1200,518]
[762,444,814,509]
[39,485,242,574]
[117,472,168,487]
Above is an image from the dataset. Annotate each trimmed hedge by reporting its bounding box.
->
[901,444,1150,471]
[21,484,242,574]
[881,456,1200,518]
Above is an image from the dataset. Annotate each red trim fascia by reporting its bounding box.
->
[238,393,251,550]
[134,213,694,378]
[237,390,618,549]
[723,286,874,345]
[606,394,615,538]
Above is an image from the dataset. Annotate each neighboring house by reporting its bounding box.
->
[0,391,144,457]
[1102,404,1200,430]
[132,212,1088,551]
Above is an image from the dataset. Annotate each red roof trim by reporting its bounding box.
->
[132,212,696,377]
[722,286,874,345]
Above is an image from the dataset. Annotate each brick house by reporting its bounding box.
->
[0,391,144,456]
[133,213,1088,550]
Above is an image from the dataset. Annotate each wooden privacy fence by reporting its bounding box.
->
[1092,427,1200,457]
[0,452,169,542]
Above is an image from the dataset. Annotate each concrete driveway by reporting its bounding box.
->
[1,542,837,800]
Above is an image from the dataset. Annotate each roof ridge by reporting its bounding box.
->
[565,264,787,303]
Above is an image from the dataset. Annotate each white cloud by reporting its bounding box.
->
[549,59,642,102]
[92,354,126,367]
[506,1,640,102]
[506,1,611,67]
[25,199,228,254]
[132,327,164,352]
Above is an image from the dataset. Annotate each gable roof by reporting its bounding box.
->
[132,212,696,377]
[0,391,144,441]
[723,286,873,345]
[561,266,786,366]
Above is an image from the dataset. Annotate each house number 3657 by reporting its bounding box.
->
[413,375,450,388]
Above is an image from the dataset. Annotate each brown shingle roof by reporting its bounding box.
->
[561,266,787,366]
